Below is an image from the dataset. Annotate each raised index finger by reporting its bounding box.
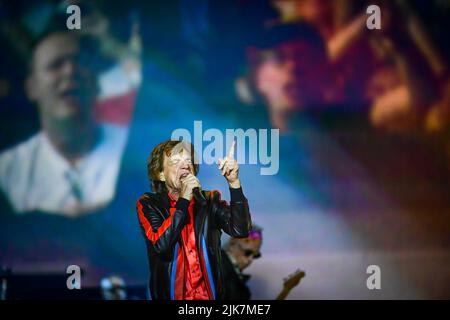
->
[228,139,236,159]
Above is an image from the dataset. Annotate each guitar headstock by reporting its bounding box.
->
[283,269,305,291]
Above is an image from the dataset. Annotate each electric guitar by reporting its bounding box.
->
[276,269,305,300]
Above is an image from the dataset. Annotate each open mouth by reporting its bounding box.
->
[59,87,84,104]
[60,86,82,97]
[179,172,189,180]
[59,80,85,99]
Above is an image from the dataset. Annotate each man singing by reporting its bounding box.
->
[136,139,251,300]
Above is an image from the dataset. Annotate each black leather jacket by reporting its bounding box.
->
[136,187,251,300]
[221,249,252,300]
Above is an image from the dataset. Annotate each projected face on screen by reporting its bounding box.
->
[27,33,97,123]
[254,40,329,113]
[0,31,127,216]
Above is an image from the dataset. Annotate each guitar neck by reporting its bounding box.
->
[276,287,292,300]
[276,270,305,300]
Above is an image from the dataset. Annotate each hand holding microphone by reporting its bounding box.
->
[180,173,201,201]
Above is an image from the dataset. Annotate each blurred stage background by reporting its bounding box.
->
[0,0,450,299]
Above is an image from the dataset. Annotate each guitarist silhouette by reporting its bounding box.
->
[222,225,305,300]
